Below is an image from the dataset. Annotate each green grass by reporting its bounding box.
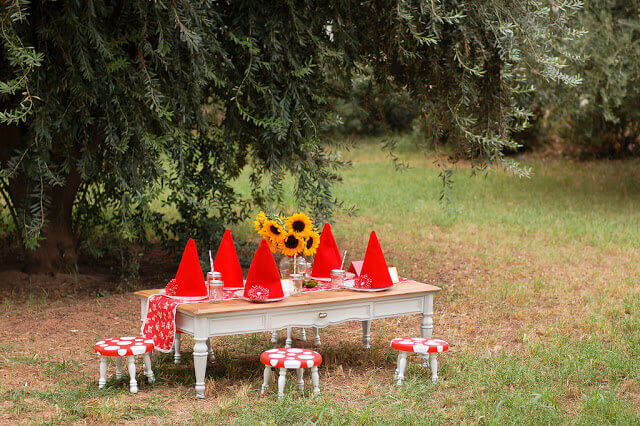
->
[3,135,640,423]
[232,136,640,249]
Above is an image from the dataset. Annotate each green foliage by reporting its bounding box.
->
[0,0,584,271]
[0,1,347,267]
[337,70,418,135]
[562,0,640,157]
[336,0,582,172]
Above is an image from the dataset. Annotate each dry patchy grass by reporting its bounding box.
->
[2,137,640,423]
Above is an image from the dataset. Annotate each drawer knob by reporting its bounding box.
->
[318,312,327,318]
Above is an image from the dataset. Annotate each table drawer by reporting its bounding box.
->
[373,297,423,317]
[269,304,371,329]
[210,314,266,334]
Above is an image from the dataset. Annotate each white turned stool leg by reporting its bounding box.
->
[174,333,182,364]
[271,330,278,343]
[313,327,321,346]
[429,353,438,383]
[296,368,304,390]
[207,338,215,362]
[128,356,138,394]
[311,366,320,394]
[277,368,287,399]
[143,353,155,383]
[98,356,107,389]
[115,357,123,380]
[393,352,402,380]
[285,328,293,348]
[261,366,271,395]
[300,328,307,341]
[396,352,408,386]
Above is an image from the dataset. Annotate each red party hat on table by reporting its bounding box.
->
[359,231,393,288]
[165,238,208,299]
[243,239,284,301]
[214,230,244,289]
[311,223,341,278]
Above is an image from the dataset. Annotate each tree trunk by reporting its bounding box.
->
[1,124,82,273]
[22,168,81,273]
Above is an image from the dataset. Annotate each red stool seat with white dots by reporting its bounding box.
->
[94,337,155,357]
[94,336,155,394]
[390,337,450,385]
[260,348,322,369]
[259,348,322,398]
[390,337,449,354]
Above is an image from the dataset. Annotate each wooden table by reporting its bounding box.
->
[134,280,441,398]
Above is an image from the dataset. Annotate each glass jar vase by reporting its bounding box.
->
[279,255,308,278]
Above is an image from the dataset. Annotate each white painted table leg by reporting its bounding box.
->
[271,330,278,344]
[313,327,321,346]
[361,320,371,349]
[261,366,271,394]
[278,368,287,399]
[174,333,182,364]
[396,352,408,386]
[143,353,155,383]
[115,357,123,380]
[98,356,107,389]
[285,327,293,348]
[296,368,304,390]
[311,366,320,394]
[128,356,138,393]
[429,353,438,382]
[193,338,208,399]
[207,338,215,362]
[300,328,307,341]
[420,295,434,366]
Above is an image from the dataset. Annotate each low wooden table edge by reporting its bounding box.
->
[134,280,441,398]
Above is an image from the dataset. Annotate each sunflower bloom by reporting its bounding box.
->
[267,238,279,254]
[285,213,313,236]
[302,230,320,256]
[254,211,267,233]
[261,220,285,243]
[279,231,304,257]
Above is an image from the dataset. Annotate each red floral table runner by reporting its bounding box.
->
[141,295,182,352]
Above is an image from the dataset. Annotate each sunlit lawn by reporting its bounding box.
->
[2,136,640,423]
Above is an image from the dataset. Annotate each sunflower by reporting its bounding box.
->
[302,230,320,256]
[261,220,285,243]
[285,213,313,236]
[267,238,279,254]
[253,211,267,233]
[279,231,304,257]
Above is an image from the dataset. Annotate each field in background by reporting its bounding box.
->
[2,137,640,423]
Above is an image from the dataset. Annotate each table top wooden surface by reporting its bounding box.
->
[134,280,440,315]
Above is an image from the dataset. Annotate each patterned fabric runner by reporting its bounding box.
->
[141,295,182,353]
[142,276,412,351]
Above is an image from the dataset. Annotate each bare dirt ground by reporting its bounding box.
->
[2,227,639,423]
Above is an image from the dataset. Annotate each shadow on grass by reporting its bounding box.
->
[152,331,401,389]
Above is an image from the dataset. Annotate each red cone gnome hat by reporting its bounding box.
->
[243,239,284,300]
[213,230,244,289]
[166,238,208,298]
[360,231,393,288]
[311,223,341,278]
